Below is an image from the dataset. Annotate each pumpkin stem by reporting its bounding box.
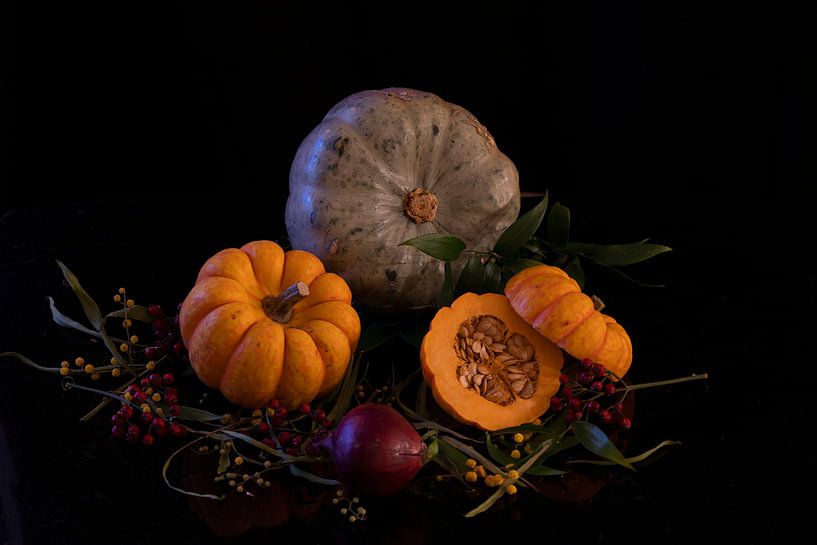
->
[403,188,438,223]
[263,282,310,323]
[591,295,605,312]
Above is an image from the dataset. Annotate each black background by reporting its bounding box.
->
[1,1,814,543]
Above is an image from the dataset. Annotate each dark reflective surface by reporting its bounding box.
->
[1,2,811,543]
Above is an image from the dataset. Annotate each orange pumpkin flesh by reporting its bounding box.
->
[420,293,563,431]
[505,265,632,378]
[180,241,360,409]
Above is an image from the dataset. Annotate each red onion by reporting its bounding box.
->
[317,403,427,497]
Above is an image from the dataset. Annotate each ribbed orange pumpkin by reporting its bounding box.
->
[504,265,632,378]
[180,241,361,409]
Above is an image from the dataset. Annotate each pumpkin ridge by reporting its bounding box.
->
[588,321,611,359]
[198,275,263,301]
[218,318,265,393]
[419,104,452,193]
[554,306,596,344]
[528,289,575,329]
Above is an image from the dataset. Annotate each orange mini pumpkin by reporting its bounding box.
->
[180,241,360,409]
[420,293,563,431]
[504,265,632,378]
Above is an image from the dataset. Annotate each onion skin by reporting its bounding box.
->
[318,403,427,497]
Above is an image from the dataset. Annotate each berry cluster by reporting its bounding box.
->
[331,489,367,523]
[549,358,632,430]
[257,400,334,456]
[143,304,187,363]
[110,372,186,445]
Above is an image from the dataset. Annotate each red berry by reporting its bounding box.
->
[170,423,186,437]
[561,386,573,398]
[311,409,326,422]
[613,403,625,413]
[111,423,126,438]
[164,388,178,405]
[262,438,275,448]
[162,373,175,386]
[144,346,158,360]
[169,404,181,417]
[591,381,603,392]
[118,406,134,420]
[621,417,632,430]
[278,431,292,446]
[322,418,333,428]
[598,410,612,425]
[140,412,153,426]
[566,410,578,423]
[568,398,581,411]
[127,423,141,438]
[172,341,185,354]
[550,396,562,411]
[577,371,593,385]
[148,304,163,317]
[275,407,289,420]
[268,399,281,409]
[592,364,606,378]
[152,318,169,334]
[300,403,312,415]
[148,373,163,387]
[111,413,123,425]
[259,422,270,433]
[559,373,569,384]
[604,383,616,395]
[286,447,299,456]
[140,378,151,388]
[291,435,303,448]
[581,358,594,370]
[153,418,168,437]
[142,434,155,446]
[586,400,600,413]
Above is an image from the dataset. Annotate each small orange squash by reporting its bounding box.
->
[420,293,563,431]
[180,241,361,409]
[504,265,632,378]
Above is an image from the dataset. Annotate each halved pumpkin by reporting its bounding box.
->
[420,293,563,431]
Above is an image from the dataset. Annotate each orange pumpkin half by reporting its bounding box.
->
[180,241,361,409]
[504,265,632,378]
[420,293,563,431]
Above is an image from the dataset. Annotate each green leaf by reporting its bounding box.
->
[501,258,543,277]
[1,351,60,373]
[415,382,430,419]
[547,202,571,247]
[490,424,551,437]
[565,242,602,254]
[571,421,634,470]
[455,254,486,296]
[289,464,341,486]
[175,406,225,423]
[400,234,466,261]
[56,260,102,330]
[568,440,680,466]
[424,438,439,463]
[526,465,566,476]
[485,433,515,466]
[217,448,231,474]
[439,436,504,476]
[565,258,585,289]
[48,297,99,337]
[438,261,455,308]
[483,261,502,293]
[358,323,392,352]
[590,243,672,267]
[107,305,156,323]
[326,353,363,424]
[493,193,549,258]
[434,439,470,480]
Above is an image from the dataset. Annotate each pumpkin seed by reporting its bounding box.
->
[459,375,471,388]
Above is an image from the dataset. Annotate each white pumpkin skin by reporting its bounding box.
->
[286,88,520,311]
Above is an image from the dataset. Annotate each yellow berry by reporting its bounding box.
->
[494,475,505,486]
[112,368,122,377]
[118,287,126,294]
[236,485,244,493]
[264,480,271,487]
[510,449,521,459]
[465,458,477,469]
[130,335,139,343]
[122,319,132,328]
[251,409,262,417]
[508,470,519,480]
[59,367,70,376]
[332,498,339,504]
[155,407,164,416]
[476,465,487,478]
[506,484,518,495]
[84,364,95,374]
[357,507,367,516]
[141,404,151,413]
[264,461,272,468]
[234,456,244,466]
[228,480,236,487]
[267,408,276,416]
[532,417,542,425]
[119,343,129,353]
[256,477,264,486]
[91,373,101,380]
[352,497,359,503]
[145,387,154,395]
[75,357,85,366]
[348,515,357,523]
[146,361,156,370]
[124,392,133,401]
[524,444,534,454]
[126,299,134,308]
[436,475,444,482]
[60,360,70,368]
[513,433,525,444]
[464,471,478,482]
[340,508,348,515]
[152,393,161,402]
[113,294,122,302]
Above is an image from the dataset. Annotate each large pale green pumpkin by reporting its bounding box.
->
[286,88,520,311]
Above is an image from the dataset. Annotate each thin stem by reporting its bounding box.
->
[617,373,708,393]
